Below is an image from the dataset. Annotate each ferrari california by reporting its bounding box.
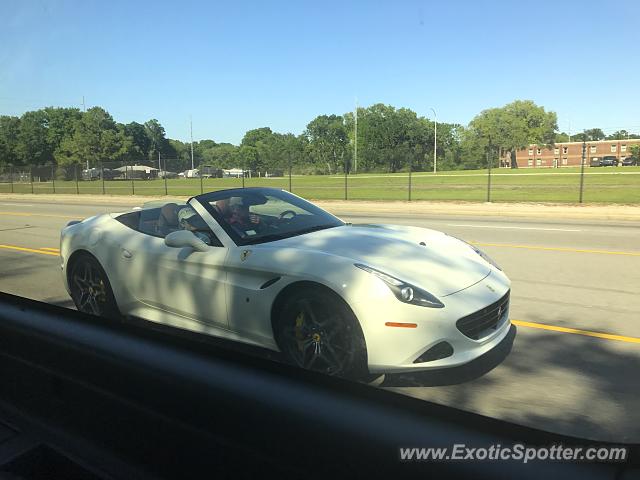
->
[60,187,512,380]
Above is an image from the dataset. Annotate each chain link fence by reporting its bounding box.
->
[0,161,638,203]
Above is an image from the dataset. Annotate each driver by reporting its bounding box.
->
[226,197,262,234]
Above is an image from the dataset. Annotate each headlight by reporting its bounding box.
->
[447,234,502,271]
[354,264,444,308]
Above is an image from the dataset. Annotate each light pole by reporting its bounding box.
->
[190,116,195,170]
[430,107,437,174]
[354,98,358,174]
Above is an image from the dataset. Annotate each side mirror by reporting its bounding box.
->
[164,230,209,252]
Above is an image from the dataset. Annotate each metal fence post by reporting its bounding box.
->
[30,166,34,194]
[344,160,348,201]
[51,165,56,194]
[289,164,292,192]
[487,148,492,202]
[579,141,586,203]
[164,171,168,196]
[200,172,204,194]
[102,163,106,195]
[130,164,135,195]
[242,171,245,188]
[9,166,14,193]
[75,164,79,194]
[408,161,412,202]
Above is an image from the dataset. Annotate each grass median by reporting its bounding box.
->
[1,166,639,203]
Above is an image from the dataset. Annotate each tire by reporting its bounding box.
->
[274,287,369,381]
[69,254,121,321]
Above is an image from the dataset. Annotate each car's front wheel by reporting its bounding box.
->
[274,288,369,381]
[69,254,121,321]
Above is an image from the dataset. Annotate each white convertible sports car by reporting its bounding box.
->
[60,187,512,380]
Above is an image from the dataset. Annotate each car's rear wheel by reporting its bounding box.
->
[274,288,368,381]
[69,254,120,321]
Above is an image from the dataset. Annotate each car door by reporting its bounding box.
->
[114,207,230,331]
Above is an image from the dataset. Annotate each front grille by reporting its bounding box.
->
[456,290,510,340]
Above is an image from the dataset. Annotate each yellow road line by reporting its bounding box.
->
[0,211,74,219]
[512,319,640,344]
[0,244,59,256]
[40,247,60,252]
[473,242,640,257]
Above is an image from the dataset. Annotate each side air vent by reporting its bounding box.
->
[260,277,281,289]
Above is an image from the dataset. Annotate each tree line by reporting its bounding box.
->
[0,101,638,174]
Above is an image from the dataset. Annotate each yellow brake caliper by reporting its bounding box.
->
[96,279,106,302]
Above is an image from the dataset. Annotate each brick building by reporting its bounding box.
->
[501,138,640,168]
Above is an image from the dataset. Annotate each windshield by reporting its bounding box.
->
[196,188,344,245]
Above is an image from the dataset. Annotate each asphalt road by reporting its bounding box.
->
[1,197,639,443]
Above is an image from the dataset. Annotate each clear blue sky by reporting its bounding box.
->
[1,0,639,144]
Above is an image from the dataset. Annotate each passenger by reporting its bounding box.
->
[177,207,211,244]
[157,203,180,236]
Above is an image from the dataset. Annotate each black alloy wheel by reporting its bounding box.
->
[69,254,121,320]
[276,288,368,381]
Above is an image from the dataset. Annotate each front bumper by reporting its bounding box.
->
[351,271,511,374]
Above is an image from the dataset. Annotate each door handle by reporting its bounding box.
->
[122,249,133,259]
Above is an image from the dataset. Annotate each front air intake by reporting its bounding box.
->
[413,342,454,363]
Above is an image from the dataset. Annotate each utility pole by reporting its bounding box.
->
[430,107,437,174]
[82,96,88,171]
[354,98,358,174]
[82,97,88,170]
[190,116,195,170]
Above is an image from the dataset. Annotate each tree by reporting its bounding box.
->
[571,132,587,142]
[274,134,305,171]
[55,107,125,167]
[16,110,51,165]
[166,139,191,171]
[241,127,273,148]
[200,143,238,169]
[0,116,21,165]
[304,114,351,174]
[44,107,82,155]
[124,122,151,160]
[467,100,558,168]
[237,145,259,172]
[605,130,640,140]
[241,128,275,172]
[584,128,605,141]
[144,119,169,162]
[343,105,441,173]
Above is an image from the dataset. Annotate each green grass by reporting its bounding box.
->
[1,166,639,203]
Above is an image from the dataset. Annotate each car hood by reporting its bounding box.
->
[269,224,492,297]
